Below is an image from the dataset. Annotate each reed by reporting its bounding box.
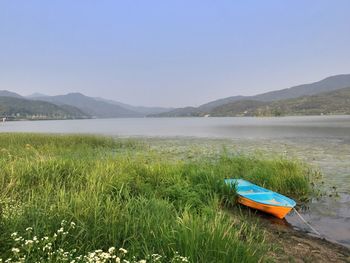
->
[0,133,312,262]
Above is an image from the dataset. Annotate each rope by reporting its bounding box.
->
[292,208,322,237]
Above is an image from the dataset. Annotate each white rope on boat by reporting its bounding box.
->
[292,208,322,237]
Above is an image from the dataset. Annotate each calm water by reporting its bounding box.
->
[1,116,350,139]
[1,116,350,247]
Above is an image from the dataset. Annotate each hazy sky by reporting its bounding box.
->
[1,1,350,107]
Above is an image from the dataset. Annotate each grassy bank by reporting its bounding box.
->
[0,134,313,262]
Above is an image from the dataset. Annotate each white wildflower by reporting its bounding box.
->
[11,248,20,254]
[57,227,64,234]
[24,240,33,246]
[100,252,111,259]
[151,254,162,261]
[119,248,127,254]
[108,247,116,254]
[25,227,33,232]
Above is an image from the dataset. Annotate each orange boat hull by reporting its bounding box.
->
[238,196,292,219]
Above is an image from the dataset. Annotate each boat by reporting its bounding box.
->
[225,179,296,219]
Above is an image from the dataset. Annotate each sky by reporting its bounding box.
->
[0,1,350,107]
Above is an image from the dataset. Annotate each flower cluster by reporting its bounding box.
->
[0,198,24,220]
[83,247,130,263]
[170,252,189,263]
[0,221,190,263]
[1,220,76,263]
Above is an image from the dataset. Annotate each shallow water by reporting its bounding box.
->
[1,116,350,247]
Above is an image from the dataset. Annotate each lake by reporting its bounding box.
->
[1,115,350,247]
[1,116,350,138]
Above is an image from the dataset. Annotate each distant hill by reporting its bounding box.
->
[201,74,350,110]
[150,107,204,117]
[0,90,23,99]
[93,97,173,115]
[250,74,350,101]
[33,93,142,118]
[209,100,268,117]
[27,92,49,98]
[154,74,350,116]
[198,95,246,111]
[0,96,89,120]
[210,87,350,117]
[2,90,172,118]
[3,73,350,119]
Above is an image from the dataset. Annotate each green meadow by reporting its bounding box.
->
[0,134,313,262]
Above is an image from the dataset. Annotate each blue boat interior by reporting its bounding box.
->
[224,179,296,208]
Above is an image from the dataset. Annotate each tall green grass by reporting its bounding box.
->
[0,133,313,262]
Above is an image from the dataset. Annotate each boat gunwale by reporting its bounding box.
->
[225,178,296,208]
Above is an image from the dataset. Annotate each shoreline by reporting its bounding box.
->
[263,217,350,262]
[228,205,350,261]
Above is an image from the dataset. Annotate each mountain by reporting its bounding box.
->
[93,97,173,115]
[3,90,171,118]
[3,73,350,119]
[198,95,246,111]
[0,96,89,120]
[27,92,49,98]
[209,100,268,117]
[150,107,204,117]
[210,87,350,117]
[154,74,350,116]
[202,74,350,109]
[0,90,23,98]
[33,93,142,118]
[249,74,350,102]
